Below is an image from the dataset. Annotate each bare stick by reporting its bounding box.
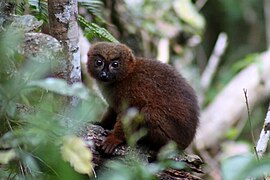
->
[256,103,270,158]
[243,89,256,145]
[243,89,259,160]
[200,33,228,92]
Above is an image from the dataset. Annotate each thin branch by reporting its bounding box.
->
[200,33,228,91]
[256,102,270,158]
[200,32,228,104]
[32,154,59,177]
[243,89,256,145]
[243,89,259,160]
[19,161,26,178]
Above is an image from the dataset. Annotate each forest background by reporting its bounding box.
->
[0,0,270,179]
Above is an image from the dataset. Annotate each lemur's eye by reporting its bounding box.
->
[94,58,104,67]
[110,61,120,69]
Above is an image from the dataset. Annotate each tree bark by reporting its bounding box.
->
[47,0,81,106]
[256,103,270,158]
[80,124,204,180]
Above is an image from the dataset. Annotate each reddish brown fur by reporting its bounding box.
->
[87,42,199,154]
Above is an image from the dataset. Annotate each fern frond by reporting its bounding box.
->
[78,15,119,43]
[28,0,48,23]
[78,0,104,18]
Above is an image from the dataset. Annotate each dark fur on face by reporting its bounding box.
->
[87,42,135,83]
[87,42,199,154]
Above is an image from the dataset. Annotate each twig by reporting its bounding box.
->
[243,89,259,160]
[256,102,270,158]
[200,33,228,93]
[19,161,26,178]
[243,89,256,145]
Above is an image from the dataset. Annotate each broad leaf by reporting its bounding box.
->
[61,136,93,175]
[28,78,90,100]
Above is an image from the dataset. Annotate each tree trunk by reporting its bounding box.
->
[47,0,81,106]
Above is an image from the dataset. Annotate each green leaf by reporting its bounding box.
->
[225,127,239,140]
[232,53,259,73]
[100,157,157,180]
[6,101,17,118]
[28,78,90,100]
[78,15,119,43]
[157,142,179,161]
[78,0,104,19]
[221,154,253,180]
[240,157,270,179]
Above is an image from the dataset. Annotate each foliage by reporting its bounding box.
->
[78,0,104,21]
[9,0,117,42]
[61,136,93,176]
[221,153,270,179]
[2,0,269,179]
[13,0,104,23]
[0,26,103,179]
[99,143,185,180]
[173,0,205,34]
[28,0,48,23]
[127,0,205,37]
[122,108,147,147]
[0,26,186,179]
[202,0,265,100]
[78,15,119,43]
[0,2,186,179]
[203,53,261,106]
